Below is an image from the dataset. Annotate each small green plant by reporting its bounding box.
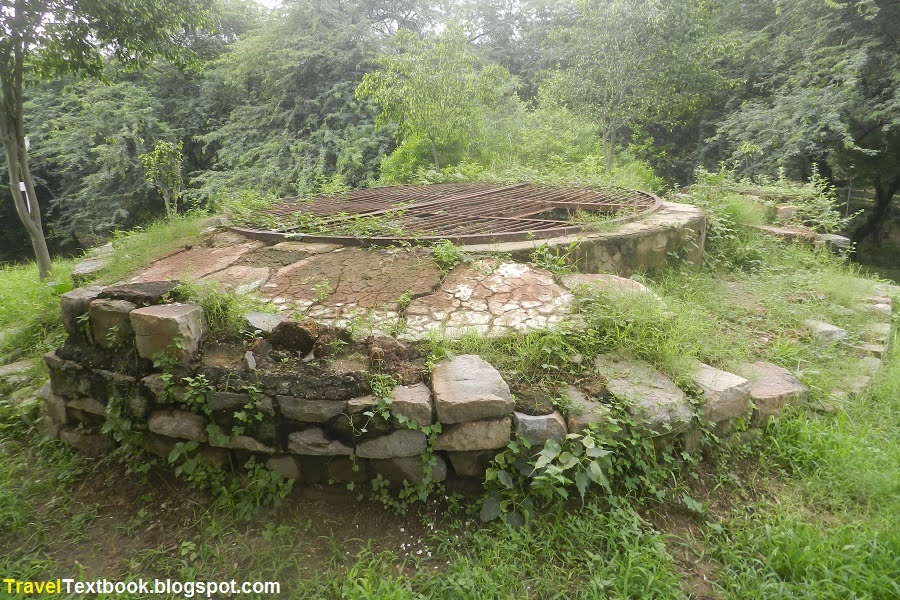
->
[432,239,464,273]
[528,241,579,276]
[181,375,213,416]
[313,279,333,303]
[396,290,414,311]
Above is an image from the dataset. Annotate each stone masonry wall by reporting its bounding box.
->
[41,279,895,487]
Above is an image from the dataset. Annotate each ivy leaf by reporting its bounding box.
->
[575,470,590,499]
[479,495,502,522]
[497,470,515,489]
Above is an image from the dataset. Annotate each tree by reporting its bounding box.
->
[711,0,899,244]
[546,0,722,173]
[141,140,184,220]
[0,0,213,278]
[356,25,515,170]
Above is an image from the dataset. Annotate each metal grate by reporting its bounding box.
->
[246,182,662,245]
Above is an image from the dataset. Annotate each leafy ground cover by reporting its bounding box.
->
[0,182,896,599]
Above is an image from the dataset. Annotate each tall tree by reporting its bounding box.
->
[0,0,213,278]
[546,0,722,173]
[712,0,899,244]
[356,25,515,170]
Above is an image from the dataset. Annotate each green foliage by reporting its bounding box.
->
[528,242,579,276]
[174,280,266,341]
[139,140,185,220]
[357,25,518,170]
[431,239,465,274]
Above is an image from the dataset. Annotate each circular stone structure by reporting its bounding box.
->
[233,182,662,246]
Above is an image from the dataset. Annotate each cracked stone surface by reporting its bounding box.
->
[132,242,263,283]
[403,259,573,339]
[261,247,441,324]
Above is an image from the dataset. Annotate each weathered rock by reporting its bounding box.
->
[89,299,136,348]
[210,434,276,454]
[560,273,662,303]
[59,286,104,338]
[201,344,246,370]
[566,396,612,434]
[859,355,882,375]
[849,342,887,359]
[446,450,496,477]
[738,361,808,427]
[287,428,352,455]
[278,396,347,422]
[98,281,179,306]
[40,384,68,438]
[370,455,447,485]
[244,311,286,335]
[45,352,90,398]
[0,359,32,388]
[775,205,796,220]
[431,355,514,424]
[67,397,106,416]
[435,417,511,451]
[71,257,110,284]
[804,320,848,345]
[390,383,433,427]
[595,354,693,434]
[689,361,751,423]
[265,455,302,480]
[817,233,851,253]
[270,320,318,354]
[513,411,567,446]
[209,391,274,414]
[356,429,427,459]
[130,303,208,361]
[148,409,208,442]
[141,373,185,404]
[59,427,114,458]
[861,322,891,343]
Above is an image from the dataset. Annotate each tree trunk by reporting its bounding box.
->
[428,138,441,171]
[1,13,52,279]
[853,174,898,246]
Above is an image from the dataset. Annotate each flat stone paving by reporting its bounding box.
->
[131,233,664,340]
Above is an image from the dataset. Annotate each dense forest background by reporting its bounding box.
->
[2,0,897,264]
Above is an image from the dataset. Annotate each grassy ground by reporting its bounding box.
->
[0,199,897,598]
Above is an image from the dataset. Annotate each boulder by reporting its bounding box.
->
[689,361,751,423]
[130,303,208,361]
[148,409,208,442]
[0,359,32,388]
[244,311,287,335]
[287,428,352,456]
[59,427,114,458]
[270,320,318,354]
[89,299,136,348]
[98,281,179,306]
[390,383,433,427]
[738,361,808,427]
[277,396,347,423]
[265,455,302,480]
[59,286,104,338]
[513,411,567,446]
[595,354,693,435]
[435,417,511,451]
[804,320,848,345]
[431,355,514,424]
[356,429,427,459]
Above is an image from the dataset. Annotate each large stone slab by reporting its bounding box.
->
[356,429,427,459]
[148,409,208,442]
[59,286,104,338]
[560,273,662,303]
[562,385,612,434]
[287,428,353,456]
[89,299,136,348]
[403,260,573,339]
[689,361,751,423]
[804,320,848,345]
[130,242,262,283]
[431,355,513,424]
[244,311,287,334]
[98,281,179,306]
[435,417,511,451]
[277,396,347,423]
[389,383,433,427]
[130,303,208,361]
[738,361,809,427]
[514,411,567,446]
[262,246,441,323]
[594,354,693,435]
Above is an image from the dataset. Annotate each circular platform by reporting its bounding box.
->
[235,182,662,246]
